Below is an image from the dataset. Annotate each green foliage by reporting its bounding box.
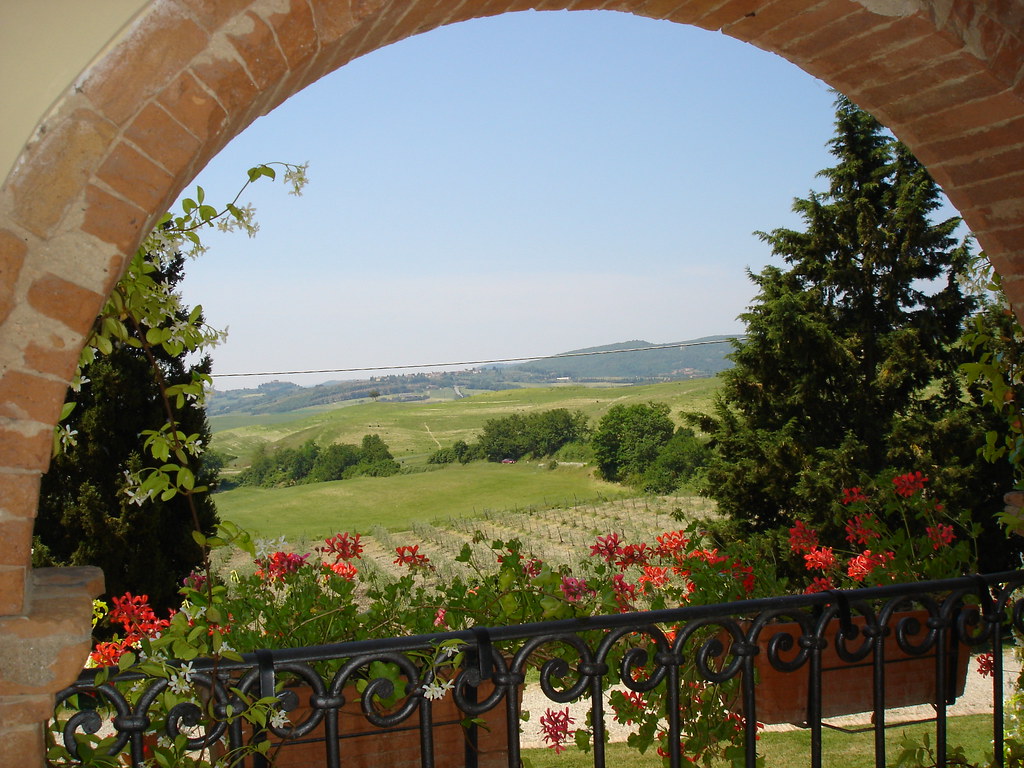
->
[35,256,218,614]
[591,402,675,483]
[638,427,710,494]
[237,434,399,487]
[959,257,1024,534]
[699,94,1000,543]
[37,162,307,614]
[475,408,591,462]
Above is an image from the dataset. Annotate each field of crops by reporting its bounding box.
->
[217,488,716,582]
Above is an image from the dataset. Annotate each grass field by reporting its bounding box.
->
[210,379,721,469]
[213,461,637,539]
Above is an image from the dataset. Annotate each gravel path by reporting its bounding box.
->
[516,650,1020,748]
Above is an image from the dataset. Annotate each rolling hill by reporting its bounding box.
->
[207,336,735,417]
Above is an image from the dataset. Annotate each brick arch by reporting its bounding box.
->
[2,0,1024,762]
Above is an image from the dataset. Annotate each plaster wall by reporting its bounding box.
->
[0,1,148,182]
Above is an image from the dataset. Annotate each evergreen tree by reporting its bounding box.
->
[33,254,219,614]
[699,94,989,538]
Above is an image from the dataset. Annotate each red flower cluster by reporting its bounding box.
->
[539,707,576,753]
[394,545,430,568]
[845,514,881,547]
[256,551,310,581]
[788,520,819,554]
[925,524,955,550]
[892,471,928,497]
[589,532,622,562]
[654,530,690,557]
[977,652,995,678]
[841,486,868,505]
[615,543,650,569]
[326,561,358,580]
[611,573,638,612]
[803,546,837,572]
[319,532,363,563]
[610,690,648,725]
[637,565,671,592]
[89,592,173,666]
[846,550,893,582]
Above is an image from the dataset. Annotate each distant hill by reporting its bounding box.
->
[207,336,736,417]
[506,336,735,380]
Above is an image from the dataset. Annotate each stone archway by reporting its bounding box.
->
[2,1,1023,763]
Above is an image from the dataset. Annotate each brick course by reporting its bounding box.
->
[2,2,1024,765]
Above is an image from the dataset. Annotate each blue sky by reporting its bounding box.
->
[180,10,843,390]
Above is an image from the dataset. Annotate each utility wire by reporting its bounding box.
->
[210,338,745,379]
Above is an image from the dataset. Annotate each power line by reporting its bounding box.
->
[210,338,744,379]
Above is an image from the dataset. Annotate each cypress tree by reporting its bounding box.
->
[699,94,986,538]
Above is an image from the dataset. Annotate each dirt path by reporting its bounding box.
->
[424,423,441,448]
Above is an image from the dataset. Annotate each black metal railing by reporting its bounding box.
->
[50,572,1024,768]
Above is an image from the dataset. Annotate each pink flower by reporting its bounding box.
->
[926,524,955,550]
[539,707,575,753]
[788,520,819,554]
[523,558,543,579]
[433,608,447,627]
[803,546,836,572]
[560,576,595,603]
[589,533,622,562]
[892,471,928,497]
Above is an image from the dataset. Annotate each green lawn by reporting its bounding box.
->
[521,714,999,768]
[213,461,630,538]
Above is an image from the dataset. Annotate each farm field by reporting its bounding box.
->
[212,461,693,541]
[210,378,720,470]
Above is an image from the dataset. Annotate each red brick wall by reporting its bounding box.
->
[1,1,1022,763]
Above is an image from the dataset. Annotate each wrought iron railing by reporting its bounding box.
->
[51,572,1024,768]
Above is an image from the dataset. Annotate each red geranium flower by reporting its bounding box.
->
[589,533,623,562]
[841,486,868,505]
[788,520,819,554]
[394,545,430,568]
[926,524,955,550]
[892,471,928,497]
[803,546,836,572]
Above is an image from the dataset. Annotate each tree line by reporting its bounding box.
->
[428,404,709,494]
[238,434,400,487]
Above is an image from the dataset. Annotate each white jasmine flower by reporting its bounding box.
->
[422,679,454,701]
[270,709,289,729]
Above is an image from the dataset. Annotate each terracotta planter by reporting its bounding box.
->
[253,678,513,768]
[738,609,970,725]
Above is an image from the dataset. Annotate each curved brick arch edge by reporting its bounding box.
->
[2,0,1024,763]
